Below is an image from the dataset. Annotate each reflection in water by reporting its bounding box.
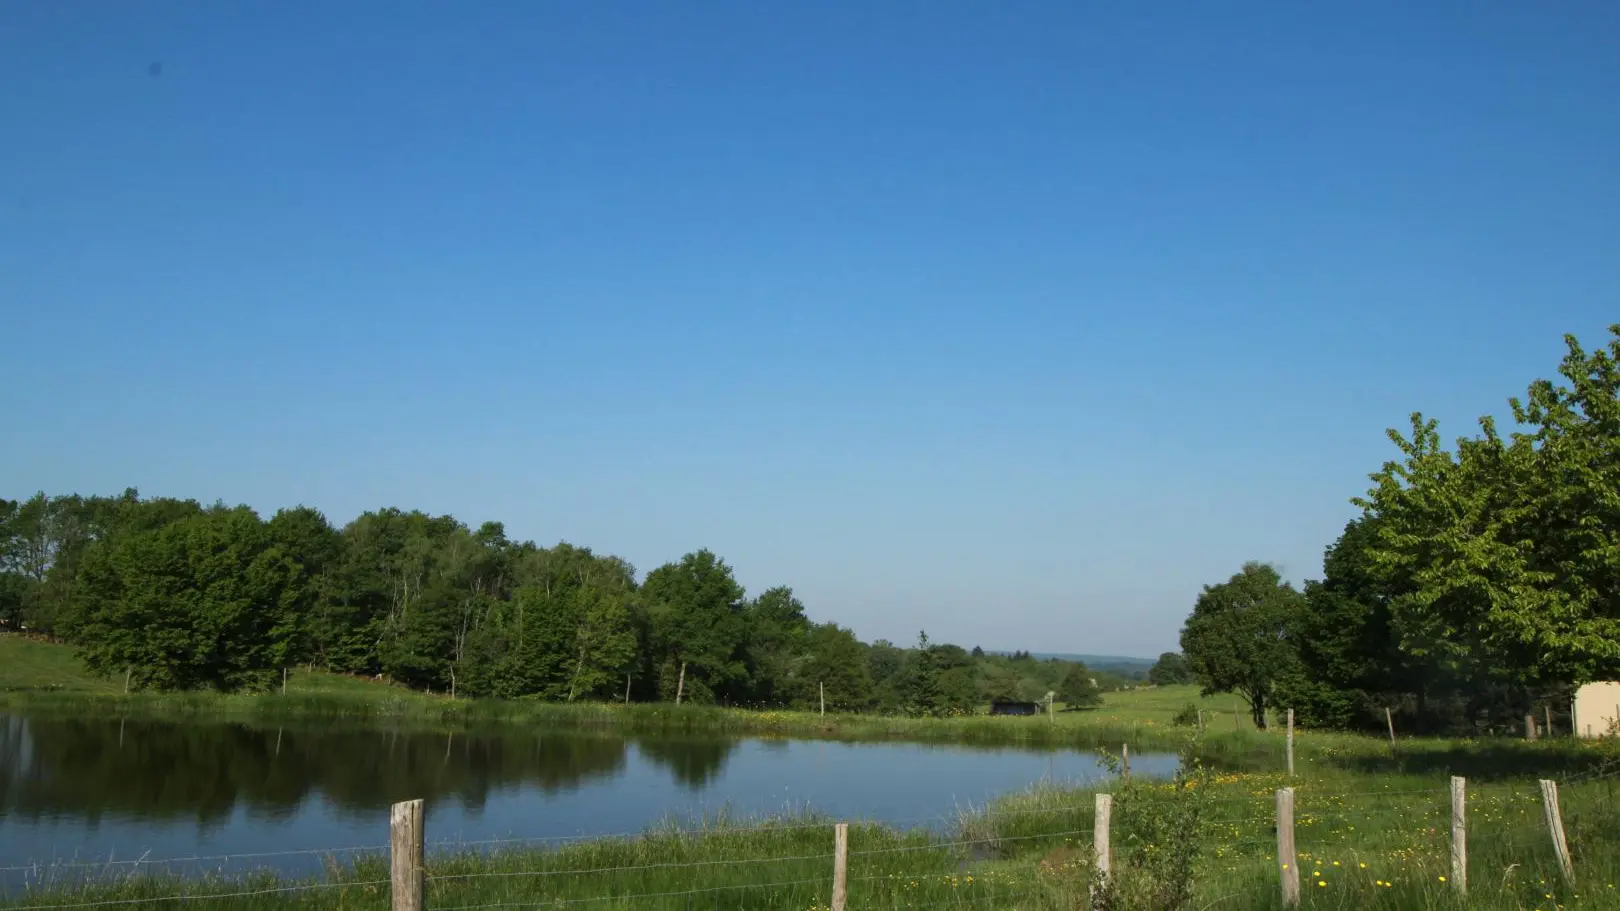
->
[0,715,679,823]
[0,712,1173,884]
[635,737,736,790]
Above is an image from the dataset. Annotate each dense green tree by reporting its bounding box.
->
[1147,652,1193,686]
[265,506,340,670]
[641,550,747,703]
[1359,329,1620,687]
[1058,663,1102,708]
[741,586,811,706]
[793,622,874,711]
[0,498,27,628]
[66,506,302,691]
[1179,562,1304,729]
[864,639,907,711]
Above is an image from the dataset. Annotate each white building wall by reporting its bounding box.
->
[1574,682,1620,738]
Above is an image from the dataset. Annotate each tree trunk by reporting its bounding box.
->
[567,651,585,702]
[1251,691,1268,730]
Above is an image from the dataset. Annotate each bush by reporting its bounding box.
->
[1171,702,1200,727]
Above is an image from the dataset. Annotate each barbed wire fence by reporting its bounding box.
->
[4,765,1619,910]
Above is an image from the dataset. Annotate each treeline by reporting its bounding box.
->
[0,497,1123,712]
[1182,326,1620,736]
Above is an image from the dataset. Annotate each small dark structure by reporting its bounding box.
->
[990,699,1041,716]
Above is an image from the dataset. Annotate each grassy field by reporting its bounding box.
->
[0,634,122,694]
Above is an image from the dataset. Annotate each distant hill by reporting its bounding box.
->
[1037,653,1156,672]
[990,651,1157,674]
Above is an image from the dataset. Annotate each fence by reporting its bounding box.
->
[5,768,1617,911]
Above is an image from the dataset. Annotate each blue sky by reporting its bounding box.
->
[2,2,1616,657]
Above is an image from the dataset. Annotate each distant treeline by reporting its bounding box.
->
[0,495,1139,713]
[1180,327,1620,736]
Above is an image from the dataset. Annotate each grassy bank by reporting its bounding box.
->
[0,633,1260,752]
[6,741,1619,910]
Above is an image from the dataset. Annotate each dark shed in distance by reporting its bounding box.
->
[990,699,1041,716]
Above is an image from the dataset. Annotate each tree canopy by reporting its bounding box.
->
[1183,326,1620,735]
[1179,562,1304,729]
[0,491,1129,713]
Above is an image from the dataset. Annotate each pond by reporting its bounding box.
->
[0,712,1174,885]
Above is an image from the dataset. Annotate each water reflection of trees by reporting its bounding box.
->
[0,715,739,824]
[635,737,735,790]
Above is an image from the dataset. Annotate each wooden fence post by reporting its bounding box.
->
[1385,707,1397,748]
[1539,779,1575,884]
[390,799,425,911]
[831,822,849,911]
[1526,714,1538,741]
[1121,743,1130,780]
[624,674,631,705]
[1092,794,1112,909]
[1276,788,1299,907]
[820,682,826,717]
[1450,776,1467,895]
[1545,704,1554,739]
[1197,709,1205,732]
[282,667,288,696]
[1286,709,1295,777]
[675,662,686,705]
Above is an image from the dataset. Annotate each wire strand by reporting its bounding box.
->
[4,878,386,910]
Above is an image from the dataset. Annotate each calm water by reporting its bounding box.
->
[0,712,1173,884]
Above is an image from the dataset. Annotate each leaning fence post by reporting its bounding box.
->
[1286,708,1295,777]
[1092,794,1112,909]
[1539,779,1575,884]
[1451,776,1467,895]
[1385,707,1397,748]
[831,822,849,911]
[1276,787,1299,907]
[390,798,425,911]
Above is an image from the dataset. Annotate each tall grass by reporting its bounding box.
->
[0,688,1216,752]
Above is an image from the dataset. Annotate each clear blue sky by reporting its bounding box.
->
[2,2,1616,658]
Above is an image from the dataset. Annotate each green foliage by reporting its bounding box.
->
[1358,328,1620,686]
[1091,737,1212,911]
[11,484,1113,711]
[1146,651,1192,686]
[1179,561,1304,729]
[65,507,302,691]
[642,549,747,704]
[1226,326,1620,736]
[1058,663,1102,708]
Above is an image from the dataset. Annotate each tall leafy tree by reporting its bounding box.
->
[1179,561,1304,729]
[1359,328,1620,687]
[795,622,874,711]
[1058,663,1103,708]
[641,550,747,703]
[741,586,811,706]
[67,506,302,691]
